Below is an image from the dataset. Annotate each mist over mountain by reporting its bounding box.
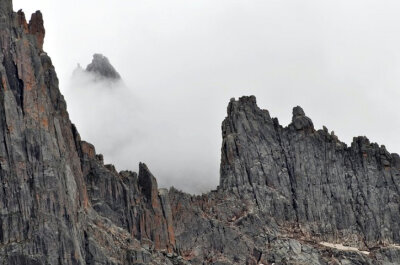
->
[65,54,219,194]
[85,54,121,80]
[15,0,400,196]
[2,1,400,264]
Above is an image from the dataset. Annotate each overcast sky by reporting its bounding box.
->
[14,0,400,193]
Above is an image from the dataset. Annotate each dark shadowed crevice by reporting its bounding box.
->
[3,53,24,114]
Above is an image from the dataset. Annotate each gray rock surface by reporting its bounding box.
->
[168,96,400,264]
[220,96,400,246]
[0,3,174,265]
[86,54,121,80]
[1,1,400,264]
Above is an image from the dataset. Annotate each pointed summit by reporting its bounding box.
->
[86,53,121,80]
[291,105,314,132]
[28,11,45,51]
[292,105,306,117]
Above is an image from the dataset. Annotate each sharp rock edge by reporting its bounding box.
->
[1,2,400,264]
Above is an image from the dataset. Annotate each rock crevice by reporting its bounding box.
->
[1,2,400,264]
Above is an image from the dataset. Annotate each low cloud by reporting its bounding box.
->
[43,0,400,195]
[64,58,220,194]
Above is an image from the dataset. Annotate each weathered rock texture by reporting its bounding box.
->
[0,2,177,265]
[220,96,400,246]
[168,96,400,264]
[1,1,400,264]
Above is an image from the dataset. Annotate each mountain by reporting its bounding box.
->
[85,54,121,80]
[169,96,400,264]
[0,1,400,264]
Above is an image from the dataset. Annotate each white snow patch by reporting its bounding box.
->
[319,242,370,255]
[390,244,400,249]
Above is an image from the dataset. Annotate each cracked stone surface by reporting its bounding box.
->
[0,1,400,264]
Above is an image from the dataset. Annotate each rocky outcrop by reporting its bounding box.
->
[28,11,45,51]
[0,3,177,265]
[1,1,400,264]
[168,96,400,264]
[0,6,87,265]
[85,54,121,80]
[78,140,176,253]
[219,96,400,246]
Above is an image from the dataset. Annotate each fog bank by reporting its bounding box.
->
[15,0,400,193]
[65,63,221,193]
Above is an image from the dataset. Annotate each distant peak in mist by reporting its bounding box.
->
[83,53,121,80]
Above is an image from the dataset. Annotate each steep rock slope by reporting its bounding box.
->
[169,96,400,264]
[219,96,400,246]
[0,2,88,263]
[77,141,176,253]
[0,2,177,264]
[1,1,400,264]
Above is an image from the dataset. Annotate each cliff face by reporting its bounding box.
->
[219,96,400,246]
[78,141,176,253]
[0,2,88,263]
[1,1,400,265]
[168,96,400,264]
[0,3,176,265]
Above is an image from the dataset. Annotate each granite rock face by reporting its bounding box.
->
[1,1,400,264]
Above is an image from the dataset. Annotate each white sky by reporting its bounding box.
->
[13,0,400,193]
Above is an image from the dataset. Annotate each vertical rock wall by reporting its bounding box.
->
[1,1,400,264]
[219,96,400,246]
[0,3,176,264]
[0,3,88,264]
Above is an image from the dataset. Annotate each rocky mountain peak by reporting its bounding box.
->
[86,53,121,80]
[227,96,260,115]
[28,11,45,51]
[292,105,305,117]
[2,0,400,264]
[138,162,159,202]
[291,105,314,131]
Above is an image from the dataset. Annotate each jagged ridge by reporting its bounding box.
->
[167,96,400,264]
[0,2,177,264]
[1,0,400,264]
[220,95,400,247]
